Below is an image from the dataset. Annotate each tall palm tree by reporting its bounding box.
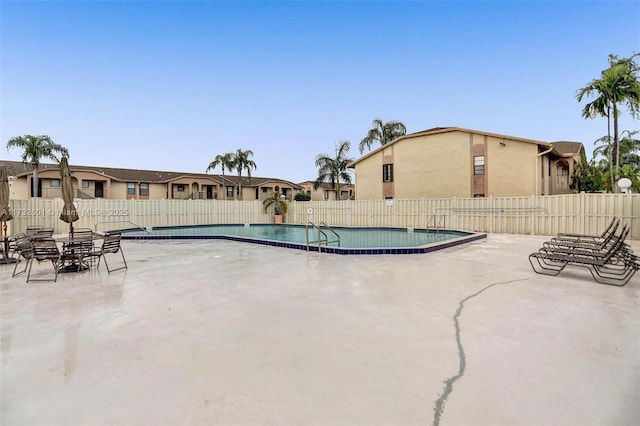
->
[577,54,640,178]
[594,130,640,169]
[314,139,354,200]
[233,149,256,200]
[6,134,69,197]
[359,118,407,154]
[206,152,234,200]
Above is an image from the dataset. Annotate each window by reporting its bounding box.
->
[262,187,267,193]
[81,181,89,189]
[226,186,234,197]
[140,183,149,196]
[127,182,136,195]
[50,179,60,188]
[382,164,393,182]
[474,156,485,175]
[324,190,329,200]
[177,184,185,192]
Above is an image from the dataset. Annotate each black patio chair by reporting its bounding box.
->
[87,232,127,273]
[11,236,33,278]
[26,238,62,283]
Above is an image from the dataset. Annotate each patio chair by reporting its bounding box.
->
[25,225,43,237]
[529,226,637,286]
[26,238,62,282]
[30,228,55,240]
[63,228,96,267]
[543,222,629,253]
[11,236,33,278]
[553,217,618,242]
[88,232,127,273]
[548,218,620,248]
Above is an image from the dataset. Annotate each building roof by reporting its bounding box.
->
[299,181,354,191]
[348,126,559,167]
[0,160,302,189]
[550,141,585,156]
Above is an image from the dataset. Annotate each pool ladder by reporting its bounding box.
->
[306,221,340,253]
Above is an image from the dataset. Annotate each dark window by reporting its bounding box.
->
[474,156,485,175]
[127,182,136,195]
[177,184,185,192]
[383,164,393,182]
[140,183,149,196]
[226,186,234,197]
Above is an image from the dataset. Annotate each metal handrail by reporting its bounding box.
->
[94,220,150,234]
[305,221,340,253]
[319,222,341,247]
[426,214,446,232]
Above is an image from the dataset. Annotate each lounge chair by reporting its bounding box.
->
[87,232,127,273]
[529,226,638,286]
[552,217,620,241]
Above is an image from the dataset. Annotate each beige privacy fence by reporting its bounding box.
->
[7,193,640,239]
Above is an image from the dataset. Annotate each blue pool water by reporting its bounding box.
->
[121,224,486,255]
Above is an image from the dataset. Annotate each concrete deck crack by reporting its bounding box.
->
[432,278,529,426]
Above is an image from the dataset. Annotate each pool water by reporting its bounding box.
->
[121,224,486,255]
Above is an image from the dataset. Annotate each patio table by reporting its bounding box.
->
[55,233,104,273]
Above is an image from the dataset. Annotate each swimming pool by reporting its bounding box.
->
[121,224,486,255]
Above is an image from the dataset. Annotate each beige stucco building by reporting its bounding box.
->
[0,161,302,201]
[298,181,355,201]
[348,127,585,199]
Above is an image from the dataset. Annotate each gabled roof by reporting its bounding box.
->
[550,141,585,156]
[348,126,554,167]
[0,160,302,189]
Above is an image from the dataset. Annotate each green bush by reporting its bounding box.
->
[294,193,311,201]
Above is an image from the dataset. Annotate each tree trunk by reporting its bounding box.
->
[613,103,620,190]
[32,162,39,198]
[607,105,614,191]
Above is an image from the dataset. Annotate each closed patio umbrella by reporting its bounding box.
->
[59,156,79,235]
[0,166,14,264]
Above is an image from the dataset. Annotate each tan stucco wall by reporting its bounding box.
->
[149,183,167,199]
[354,130,545,199]
[396,132,471,198]
[110,182,128,199]
[354,154,383,199]
[485,135,538,196]
[9,178,28,199]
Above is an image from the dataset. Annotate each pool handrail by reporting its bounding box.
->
[306,221,340,253]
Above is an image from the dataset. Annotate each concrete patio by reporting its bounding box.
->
[1,234,638,425]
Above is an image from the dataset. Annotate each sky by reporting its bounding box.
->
[1,1,639,183]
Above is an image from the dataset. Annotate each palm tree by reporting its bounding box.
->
[594,130,640,169]
[314,139,354,200]
[577,54,640,179]
[359,118,407,154]
[206,152,234,200]
[6,134,69,197]
[233,149,256,200]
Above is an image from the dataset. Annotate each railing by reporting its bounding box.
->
[306,221,341,253]
[94,220,150,234]
[426,214,446,232]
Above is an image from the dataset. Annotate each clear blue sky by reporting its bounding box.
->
[1,0,639,183]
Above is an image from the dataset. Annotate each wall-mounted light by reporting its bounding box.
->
[500,140,506,146]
